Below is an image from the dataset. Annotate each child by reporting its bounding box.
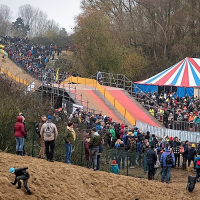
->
[110,160,119,174]
[9,167,32,195]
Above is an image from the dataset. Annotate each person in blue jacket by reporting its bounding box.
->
[110,160,119,174]
[194,152,200,181]
[160,143,175,184]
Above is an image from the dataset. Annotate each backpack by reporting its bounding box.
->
[166,153,173,165]
[186,176,196,192]
[45,122,52,137]
[197,160,200,166]
[154,155,160,168]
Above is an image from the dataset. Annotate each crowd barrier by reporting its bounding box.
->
[0,67,30,86]
[63,76,136,125]
[136,121,200,143]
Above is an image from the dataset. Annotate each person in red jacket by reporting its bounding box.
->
[14,116,26,156]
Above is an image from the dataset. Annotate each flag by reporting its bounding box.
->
[56,68,59,82]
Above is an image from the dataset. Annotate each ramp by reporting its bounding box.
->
[103,86,160,127]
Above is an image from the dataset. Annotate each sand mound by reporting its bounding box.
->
[0,152,199,200]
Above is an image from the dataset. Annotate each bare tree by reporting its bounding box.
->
[0,4,12,36]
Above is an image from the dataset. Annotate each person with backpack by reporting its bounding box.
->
[9,167,31,195]
[40,115,58,162]
[37,115,47,159]
[160,143,175,184]
[187,143,197,171]
[194,152,200,182]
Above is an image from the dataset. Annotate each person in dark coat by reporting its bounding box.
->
[84,133,90,168]
[187,143,197,171]
[9,167,31,195]
[182,140,189,170]
[147,145,157,180]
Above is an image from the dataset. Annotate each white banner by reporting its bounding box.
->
[24,81,35,94]
[72,104,83,113]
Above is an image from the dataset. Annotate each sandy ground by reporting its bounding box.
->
[0,152,199,200]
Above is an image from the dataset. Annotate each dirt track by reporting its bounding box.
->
[0,152,199,200]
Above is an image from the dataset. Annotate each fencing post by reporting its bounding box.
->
[80,141,83,166]
[126,152,128,176]
[32,123,35,157]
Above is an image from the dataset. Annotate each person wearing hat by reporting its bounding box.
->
[64,122,75,164]
[19,113,27,155]
[182,140,189,170]
[89,127,101,171]
[187,143,197,171]
[110,160,119,174]
[14,116,26,156]
[9,167,31,195]
[40,115,58,162]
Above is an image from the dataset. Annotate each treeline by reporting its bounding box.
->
[72,0,200,80]
[0,4,72,47]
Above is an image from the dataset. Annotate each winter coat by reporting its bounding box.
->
[40,120,58,141]
[182,144,189,158]
[14,116,26,138]
[160,149,175,167]
[171,141,181,155]
[194,155,200,169]
[84,140,90,160]
[109,128,116,139]
[13,168,30,185]
[110,164,119,174]
[147,149,157,165]
[89,132,101,149]
[187,147,196,160]
[64,126,74,144]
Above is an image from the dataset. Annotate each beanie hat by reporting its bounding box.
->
[68,122,73,127]
[112,160,116,164]
[47,115,52,120]
[192,143,195,148]
[9,167,15,173]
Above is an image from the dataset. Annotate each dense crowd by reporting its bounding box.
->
[135,91,200,131]
[1,36,68,83]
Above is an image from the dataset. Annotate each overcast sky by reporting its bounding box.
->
[3,0,82,33]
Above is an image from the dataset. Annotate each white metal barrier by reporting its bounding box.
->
[136,121,200,143]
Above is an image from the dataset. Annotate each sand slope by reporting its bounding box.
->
[0,152,199,200]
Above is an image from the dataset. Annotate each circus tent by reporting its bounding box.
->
[134,57,200,97]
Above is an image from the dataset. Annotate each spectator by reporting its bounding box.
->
[84,133,90,168]
[89,127,101,171]
[40,115,58,162]
[14,116,26,156]
[147,145,157,180]
[187,143,196,171]
[194,152,200,182]
[37,115,47,159]
[170,137,181,168]
[142,139,150,173]
[110,160,119,174]
[64,122,75,164]
[182,140,189,170]
[160,143,175,184]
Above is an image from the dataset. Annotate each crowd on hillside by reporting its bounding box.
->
[0,36,68,83]
[134,91,200,131]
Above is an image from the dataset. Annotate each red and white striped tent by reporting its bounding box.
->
[134,57,200,96]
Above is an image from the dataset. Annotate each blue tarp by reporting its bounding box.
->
[133,83,194,97]
[174,87,194,98]
[133,84,158,94]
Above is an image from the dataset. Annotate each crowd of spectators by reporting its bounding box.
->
[1,36,68,83]
[134,91,200,132]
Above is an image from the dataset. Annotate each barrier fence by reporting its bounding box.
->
[136,121,200,143]
[63,76,136,125]
[0,67,30,86]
